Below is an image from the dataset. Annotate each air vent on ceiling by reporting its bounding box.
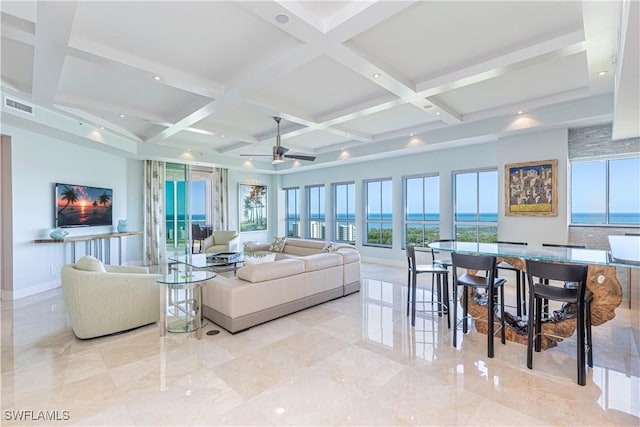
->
[3,96,34,116]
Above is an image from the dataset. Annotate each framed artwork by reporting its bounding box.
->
[505,159,557,216]
[239,184,268,232]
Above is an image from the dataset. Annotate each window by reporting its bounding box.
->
[404,174,440,247]
[306,185,325,239]
[453,169,498,243]
[284,187,300,237]
[333,182,356,243]
[571,157,640,225]
[365,178,392,246]
[165,163,211,249]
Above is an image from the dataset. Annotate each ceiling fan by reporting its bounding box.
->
[241,117,316,165]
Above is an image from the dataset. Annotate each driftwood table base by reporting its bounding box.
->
[464,257,623,350]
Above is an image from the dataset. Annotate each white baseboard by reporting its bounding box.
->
[2,280,61,301]
[361,256,404,268]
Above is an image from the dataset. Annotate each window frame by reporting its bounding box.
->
[305,184,326,240]
[570,156,640,226]
[363,177,393,248]
[403,173,440,248]
[332,181,356,244]
[452,167,498,243]
[284,187,300,238]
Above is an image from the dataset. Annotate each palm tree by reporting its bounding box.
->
[98,192,111,211]
[57,186,78,214]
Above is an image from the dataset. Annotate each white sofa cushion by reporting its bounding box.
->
[237,259,304,283]
[74,255,107,273]
[244,252,276,265]
[303,253,343,272]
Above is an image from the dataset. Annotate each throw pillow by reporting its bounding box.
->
[244,253,276,265]
[74,255,107,273]
[269,236,287,253]
[322,242,336,253]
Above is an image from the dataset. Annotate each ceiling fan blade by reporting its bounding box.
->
[275,145,289,155]
[284,154,316,161]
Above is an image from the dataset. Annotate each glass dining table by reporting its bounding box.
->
[426,237,639,348]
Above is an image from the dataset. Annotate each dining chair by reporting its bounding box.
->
[541,243,586,317]
[624,233,639,309]
[525,259,593,386]
[451,252,506,358]
[191,224,208,253]
[495,240,528,318]
[405,245,450,328]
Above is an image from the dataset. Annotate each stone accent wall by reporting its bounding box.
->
[569,124,640,159]
[568,124,640,305]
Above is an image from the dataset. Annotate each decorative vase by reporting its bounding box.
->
[117,219,128,233]
[50,228,69,240]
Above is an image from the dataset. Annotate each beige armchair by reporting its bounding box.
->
[61,259,161,339]
[202,230,240,254]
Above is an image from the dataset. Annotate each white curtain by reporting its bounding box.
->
[143,160,166,266]
[211,168,229,231]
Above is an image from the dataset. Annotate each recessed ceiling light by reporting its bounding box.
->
[435,111,440,115]
[517,110,524,115]
[99,126,105,130]
[597,70,608,76]
[372,73,381,79]
[187,149,191,152]
[275,13,289,24]
[410,133,414,137]
[220,134,225,138]
[119,114,125,118]
[153,75,161,80]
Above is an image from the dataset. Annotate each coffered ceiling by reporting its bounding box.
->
[1,1,638,173]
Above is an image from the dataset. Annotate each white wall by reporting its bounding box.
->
[497,128,569,245]
[3,125,144,299]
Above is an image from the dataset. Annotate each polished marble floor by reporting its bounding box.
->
[1,263,639,426]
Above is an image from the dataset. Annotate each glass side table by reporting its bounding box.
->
[156,266,215,339]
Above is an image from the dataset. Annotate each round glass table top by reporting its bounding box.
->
[156,268,216,286]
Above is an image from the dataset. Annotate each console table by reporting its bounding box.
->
[34,231,142,265]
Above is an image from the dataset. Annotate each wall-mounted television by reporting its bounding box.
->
[55,183,113,228]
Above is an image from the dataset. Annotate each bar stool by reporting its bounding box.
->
[495,240,527,317]
[405,245,450,328]
[451,252,506,358]
[525,259,593,386]
[431,239,455,270]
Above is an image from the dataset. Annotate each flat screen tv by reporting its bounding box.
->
[55,183,113,228]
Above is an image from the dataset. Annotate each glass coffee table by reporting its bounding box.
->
[156,266,216,339]
[169,252,244,275]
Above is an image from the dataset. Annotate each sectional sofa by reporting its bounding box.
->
[201,238,360,333]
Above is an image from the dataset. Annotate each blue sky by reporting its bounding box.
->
[572,158,640,212]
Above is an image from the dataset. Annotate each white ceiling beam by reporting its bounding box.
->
[325,1,417,41]
[31,1,77,106]
[145,44,322,145]
[612,0,640,139]
[66,42,223,99]
[462,87,591,123]
[1,12,35,45]
[55,93,166,125]
[416,31,587,96]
